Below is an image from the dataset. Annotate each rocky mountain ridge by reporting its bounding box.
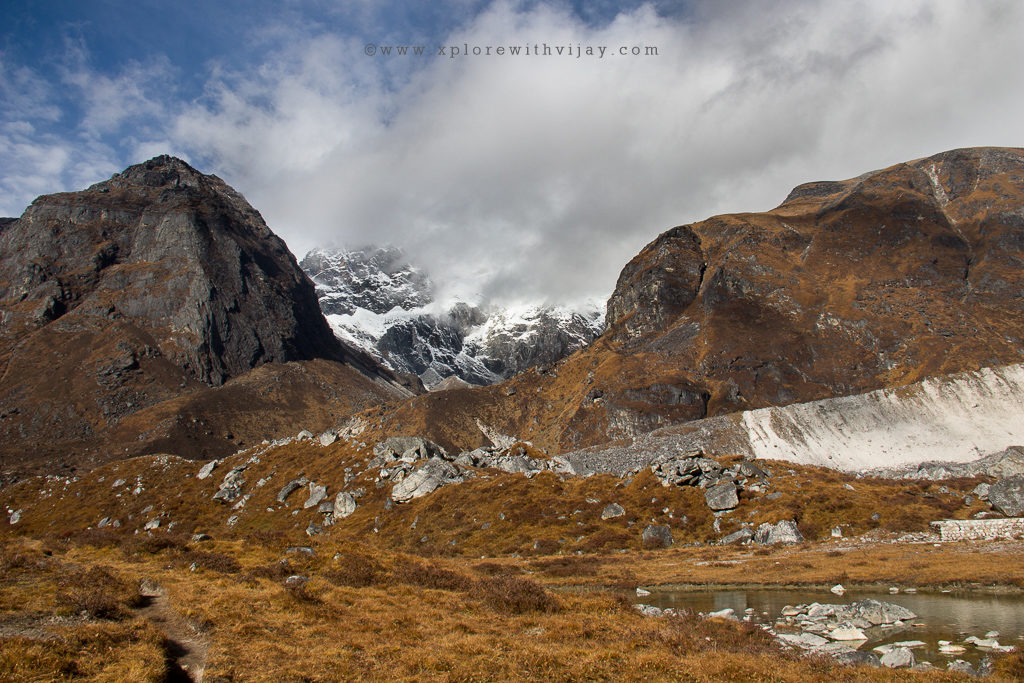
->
[362,147,1024,456]
[299,246,603,389]
[0,156,409,479]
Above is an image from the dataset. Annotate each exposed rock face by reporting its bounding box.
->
[0,156,407,478]
[367,147,1024,459]
[1,156,346,385]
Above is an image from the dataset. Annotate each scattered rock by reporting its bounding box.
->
[305,522,323,536]
[601,503,625,520]
[297,430,314,440]
[191,533,212,542]
[319,431,337,447]
[641,524,673,548]
[830,584,846,596]
[754,520,804,545]
[144,519,160,530]
[704,481,739,511]
[197,460,218,479]
[286,546,316,556]
[8,509,22,524]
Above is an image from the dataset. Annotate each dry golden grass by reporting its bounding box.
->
[2,530,1021,681]
[1,442,1022,680]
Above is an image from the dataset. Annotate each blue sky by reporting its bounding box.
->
[2,1,1023,305]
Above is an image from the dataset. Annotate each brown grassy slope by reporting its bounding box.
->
[0,436,999,561]
[360,147,1024,456]
[0,357,404,482]
[5,534,1023,682]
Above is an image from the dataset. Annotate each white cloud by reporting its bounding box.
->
[4,0,1023,307]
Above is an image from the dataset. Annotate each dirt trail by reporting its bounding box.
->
[137,580,209,683]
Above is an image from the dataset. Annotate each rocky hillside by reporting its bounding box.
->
[300,247,603,389]
[362,147,1024,455]
[0,157,409,479]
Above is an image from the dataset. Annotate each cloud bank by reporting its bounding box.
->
[2,0,1023,306]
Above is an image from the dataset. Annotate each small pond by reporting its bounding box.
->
[642,587,1024,668]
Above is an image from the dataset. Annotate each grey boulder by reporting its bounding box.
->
[642,524,674,548]
[391,458,462,503]
[704,481,739,511]
[601,503,625,520]
[988,476,1024,516]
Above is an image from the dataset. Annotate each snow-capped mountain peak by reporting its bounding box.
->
[300,246,604,390]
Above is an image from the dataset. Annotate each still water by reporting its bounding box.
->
[643,587,1024,667]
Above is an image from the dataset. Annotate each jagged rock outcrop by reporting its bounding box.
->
[0,156,408,478]
[366,147,1024,459]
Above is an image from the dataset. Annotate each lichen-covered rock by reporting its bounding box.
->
[277,477,309,503]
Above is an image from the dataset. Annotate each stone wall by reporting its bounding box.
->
[930,518,1024,541]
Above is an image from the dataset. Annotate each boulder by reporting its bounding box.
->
[374,436,447,462]
[641,524,674,548]
[988,476,1024,516]
[766,520,804,545]
[391,458,462,503]
[832,650,881,668]
[277,477,309,503]
[197,460,218,479]
[776,632,829,649]
[303,483,327,509]
[191,533,212,542]
[719,527,753,545]
[738,461,769,479]
[704,481,739,511]
[319,432,337,447]
[880,647,915,668]
[755,520,804,545]
[335,492,358,518]
[601,503,626,520]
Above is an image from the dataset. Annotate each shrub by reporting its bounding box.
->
[471,576,560,614]
[178,550,241,574]
[325,554,383,588]
[55,566,141,620]
[530,555,601,578]
[391,562,473,591]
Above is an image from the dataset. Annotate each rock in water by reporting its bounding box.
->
[880,647,915,669]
